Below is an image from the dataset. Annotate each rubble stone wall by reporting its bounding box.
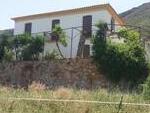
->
[0,59,107,89]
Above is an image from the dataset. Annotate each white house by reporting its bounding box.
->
[12,4,125,58]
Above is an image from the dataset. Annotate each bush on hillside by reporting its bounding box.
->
[92,23,148,86]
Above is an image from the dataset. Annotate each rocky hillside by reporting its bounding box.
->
[120,2,150,26]
[120,2,150,37]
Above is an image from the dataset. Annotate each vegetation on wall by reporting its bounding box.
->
[92,23,148,86]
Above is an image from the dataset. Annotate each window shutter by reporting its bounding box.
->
[25,23,32,34]
[51,19,60,41]
[111,17,115,31]
[83,15,92,38]
[52,19,60,30]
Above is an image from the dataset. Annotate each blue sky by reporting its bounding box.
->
[0,0,150,30]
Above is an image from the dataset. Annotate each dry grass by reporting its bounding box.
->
[53,87,73,99]
[0,85,149,113]
[28,81,47,92]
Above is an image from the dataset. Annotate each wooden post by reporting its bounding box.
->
[77,32,86,58]
[70,28,74,58]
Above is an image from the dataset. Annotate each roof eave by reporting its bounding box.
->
[11,4,108,21]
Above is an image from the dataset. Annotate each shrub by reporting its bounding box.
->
[45,50,59,60]
[92,23,148,86]
[25,35,44,60]
[3,48,14,62]
[0,33,13,62]
[13,34,44,60]
[143,75,150,100]
[13,33,32,60]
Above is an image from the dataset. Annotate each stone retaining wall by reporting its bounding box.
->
[0,59,108,89]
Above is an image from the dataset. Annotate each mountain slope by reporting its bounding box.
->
[120,2,150,26]
[120,2,150,37]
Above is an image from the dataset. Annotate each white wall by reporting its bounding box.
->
[14,10,118,58]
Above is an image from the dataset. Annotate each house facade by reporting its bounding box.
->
[12,4,125,58]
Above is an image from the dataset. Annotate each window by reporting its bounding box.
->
[111,17,115,31]
[83,15,92,38]
[52,19,60,30]
[51,19,60,41]
[25,23,32,34]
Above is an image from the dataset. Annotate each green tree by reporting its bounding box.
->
[0,33,13,62]
[51,25,67,58]
[13,33,32,60]
[13,34,44,60]
[93,23,148,87]
[26,36,43,60]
